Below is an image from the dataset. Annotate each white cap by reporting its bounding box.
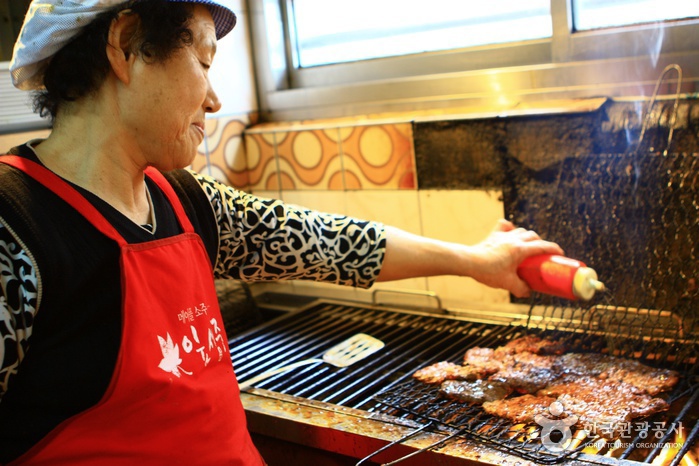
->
[572,267,605,301]
[10,0,237,91]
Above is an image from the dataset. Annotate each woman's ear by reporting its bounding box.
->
[106,10,140,85]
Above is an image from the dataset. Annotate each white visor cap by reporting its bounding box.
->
[10,0,237,91]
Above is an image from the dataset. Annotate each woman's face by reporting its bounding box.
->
[123,5,221,171]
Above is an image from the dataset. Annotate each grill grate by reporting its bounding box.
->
[371,371,698,464]
[371,379,597,464]
[231,302,523,409]
[231,301,699,464]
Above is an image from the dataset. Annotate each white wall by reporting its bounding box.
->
[208,0,258,117]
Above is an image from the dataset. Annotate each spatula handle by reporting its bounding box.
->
[238,359,324,391]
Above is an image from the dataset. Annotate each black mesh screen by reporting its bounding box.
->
[503,152,699,362]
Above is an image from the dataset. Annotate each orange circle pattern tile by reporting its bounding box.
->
[342,124,415,189]
[276,130,342,189]
[202,118,417,192]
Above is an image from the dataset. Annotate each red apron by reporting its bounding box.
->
[1,156,264,465]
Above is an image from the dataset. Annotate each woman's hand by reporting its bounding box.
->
[461,219,563,297]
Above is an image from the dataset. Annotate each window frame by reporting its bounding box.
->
[250,0,699,121]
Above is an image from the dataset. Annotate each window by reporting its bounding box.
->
[1,0,48,134]
[250,0,699,121]
[573,0,699,31]
[291,0,552,68]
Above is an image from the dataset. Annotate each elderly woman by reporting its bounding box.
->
[0,0,562,464]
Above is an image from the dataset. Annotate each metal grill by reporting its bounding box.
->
[371,379,597,464]
[230,301,698,464]
[371,368,698,465]
[231,302,523,409]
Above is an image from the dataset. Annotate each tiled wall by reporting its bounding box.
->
[190,114,254,188]
[244,123,415,191]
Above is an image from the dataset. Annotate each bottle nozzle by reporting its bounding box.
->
[590,279,605,292]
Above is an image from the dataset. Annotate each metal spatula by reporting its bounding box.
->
[238,333,384,391]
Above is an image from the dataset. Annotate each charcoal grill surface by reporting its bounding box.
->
[230,299,698,465]
[231,300,523,408]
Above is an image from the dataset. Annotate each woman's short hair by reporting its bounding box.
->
[34,0,195,120]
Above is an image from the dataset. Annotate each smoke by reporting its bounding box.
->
[622,22,667,154]
[643,22,665,69]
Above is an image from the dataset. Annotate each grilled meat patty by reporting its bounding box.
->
[553,353,679,396]
[413,361,483,385]
[440,379,513,404]
[538,376,670,432]
[489,352,560,394]
[462,347,512,375]
[483,377,669,433]
[500,334,568,356]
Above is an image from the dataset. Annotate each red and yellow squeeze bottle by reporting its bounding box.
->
[516,254,605,301]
